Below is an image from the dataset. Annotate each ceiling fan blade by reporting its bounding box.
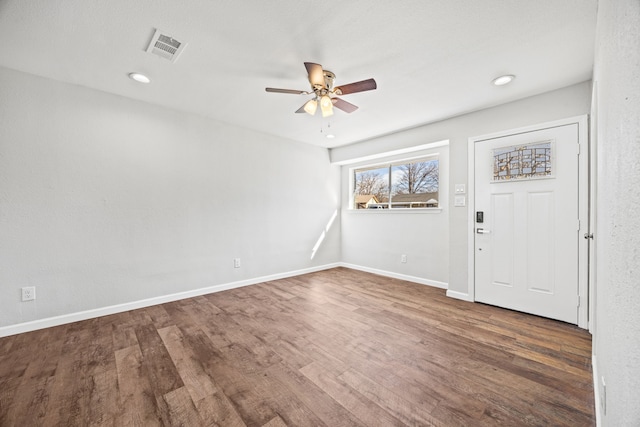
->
[334,78,377,95]
[304,62,326,89]
[332,97,359,113]
[265,87,306,95]
[295,102,308,113]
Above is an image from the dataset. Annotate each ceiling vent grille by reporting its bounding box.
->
[146,29,187,63]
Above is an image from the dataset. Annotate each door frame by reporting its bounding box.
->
[466,115,589,328]
[588,83,598,336]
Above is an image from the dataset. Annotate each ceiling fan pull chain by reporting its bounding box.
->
[320,119,332,134]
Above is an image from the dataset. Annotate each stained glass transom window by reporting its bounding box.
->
[493,141,553,181]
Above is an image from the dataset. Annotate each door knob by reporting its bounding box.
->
[476,228,491,234]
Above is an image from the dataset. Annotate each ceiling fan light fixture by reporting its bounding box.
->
[303,99,318,115]
[320,95,333,117]
[492,74,515,86]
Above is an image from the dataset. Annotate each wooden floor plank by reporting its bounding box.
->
[0,267,595,426]
[162,386,202,427]
[177,327,278,426]
[110,312,143,351]
[87,369,120,425]
[299,361,406,426]
[194,391,247,427]
[265,361,367,427]
[158,325,218,402]
[134,323,184,396]
[114,345,163,427]
[261,415,288,427]
[338,368,444,427]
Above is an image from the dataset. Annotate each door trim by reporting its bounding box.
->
[588,83,598,336]
[465,115,589,328]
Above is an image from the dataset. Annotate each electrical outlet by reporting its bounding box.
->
[234,258,241,268]
[401,254,407,263]
[21,286,36,301]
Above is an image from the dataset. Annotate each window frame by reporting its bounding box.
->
[350,153,441,212]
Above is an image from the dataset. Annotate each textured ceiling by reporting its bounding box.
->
[0,0,597,148]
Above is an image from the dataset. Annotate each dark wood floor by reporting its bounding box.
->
[0,267,594,426]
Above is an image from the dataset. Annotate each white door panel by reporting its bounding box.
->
[527,191,555,294]
[474,124,579,324]
[490,193,514,288]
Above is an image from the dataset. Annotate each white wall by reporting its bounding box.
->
[592,0,640,424]
[0,66,341,330]
[339,144,449,286]
[332,82,592,294]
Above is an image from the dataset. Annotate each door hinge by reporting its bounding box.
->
[577,143,581,155]
[577,296,581,307]
[577,219,581,231]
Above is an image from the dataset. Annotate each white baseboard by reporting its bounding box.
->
[338,263,472,303]
[0,262,341,338]
[339,263,448,289]
[592,354,602,426]
[446,289,474,302]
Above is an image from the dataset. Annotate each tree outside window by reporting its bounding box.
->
[353,156,439,209]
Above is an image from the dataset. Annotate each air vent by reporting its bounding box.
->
[146,29,187,63]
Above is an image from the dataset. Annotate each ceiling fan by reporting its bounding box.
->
[265,62,377,117]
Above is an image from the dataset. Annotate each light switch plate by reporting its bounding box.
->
[454,196,466,207]
[455,184,466,194]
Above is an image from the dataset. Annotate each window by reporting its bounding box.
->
[352,156,439,209]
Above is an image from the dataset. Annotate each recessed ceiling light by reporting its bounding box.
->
[326,134,335,139]
[129,72,150,83]
[492,74,515,86]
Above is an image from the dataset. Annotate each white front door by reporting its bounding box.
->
[474,123,581,324]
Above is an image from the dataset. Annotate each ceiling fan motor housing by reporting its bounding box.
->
[322,70,335,91]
